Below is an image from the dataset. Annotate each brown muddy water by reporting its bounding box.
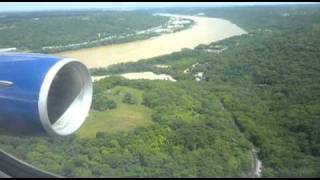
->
[55,14,246,69]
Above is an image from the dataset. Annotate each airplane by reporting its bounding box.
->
[0,53,93,178]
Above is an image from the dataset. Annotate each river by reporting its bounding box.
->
[54,13,247,69]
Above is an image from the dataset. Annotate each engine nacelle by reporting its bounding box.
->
[0,53,92,137]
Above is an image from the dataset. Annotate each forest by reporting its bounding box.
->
[0,4,320,177]
[0,10,169,53]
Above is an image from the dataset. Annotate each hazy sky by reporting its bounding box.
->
[0,2,317,12]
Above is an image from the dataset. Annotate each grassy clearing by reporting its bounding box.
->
[77,86,153,138]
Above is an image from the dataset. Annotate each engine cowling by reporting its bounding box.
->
[0,53,92,137]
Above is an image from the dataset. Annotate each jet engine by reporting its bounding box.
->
[0,53,92,137]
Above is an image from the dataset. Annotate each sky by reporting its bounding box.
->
[0,2,317,12]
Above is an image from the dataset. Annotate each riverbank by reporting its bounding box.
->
[43,15,194,53]
[55,14,246,69]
